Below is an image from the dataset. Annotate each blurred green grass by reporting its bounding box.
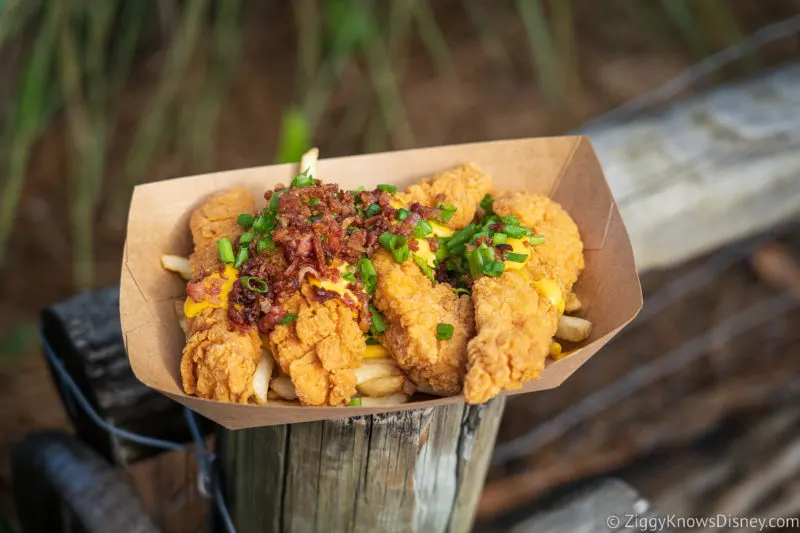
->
[0,0,762,290]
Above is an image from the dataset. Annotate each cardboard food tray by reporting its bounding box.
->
[121,136,642,429]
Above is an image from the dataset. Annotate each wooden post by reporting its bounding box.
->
[219,397,505,533]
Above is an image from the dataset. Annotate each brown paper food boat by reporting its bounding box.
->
[121,136,642,429]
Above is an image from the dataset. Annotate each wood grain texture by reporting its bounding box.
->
[221,397,505,533]
[586,63,800,272]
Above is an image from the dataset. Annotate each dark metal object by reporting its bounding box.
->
[40,286,212,465]
[11,431,160,533]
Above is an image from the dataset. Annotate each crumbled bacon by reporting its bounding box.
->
[186,281,206,302]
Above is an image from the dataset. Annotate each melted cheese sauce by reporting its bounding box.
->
[502,238,531,271]
[308,261,357,304]
[184,264,239,319]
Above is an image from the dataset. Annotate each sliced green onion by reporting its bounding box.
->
[291,171,314,188]
[347,398,362,407]
[267,190,283,212]
[389,235,410,263]
[237,213,255,227]
[505,252,528,263]
[501,225,527,239]
[321,235,328,243]
[454,287,470,296]
[350,186,365,194]
[342,272,356,283]
[253,214,274,234]
[502,215,520,225]
[472,230,490,243]
[413,254,435,285]
[347,226,359,234]
[234,247,250,269]
[278,313,298,325]
[365,203,382,217]
[240,276,268,293]
[308,197,321,206]
[217,238,234,264]
[257,236,275,253]
[308,214,322,223]
[436,323,454,340]
[478,243,495,264]
[529,235,545,246]
[483,261,505,277]
[378,231,392,249]
[437,202,457,223]
[377,184,397,193]
[467,249,485,278]
[396,208,411,221]
[239,231,255,245]
[447,224,476,251]
[365,337,380,345]
[479,194,493,213]
[357,257,378,295]
[448,242,466,256]
[492,233,508,245]
[435,241,449,263]
[369,304,387,335]
[413,219,433,238]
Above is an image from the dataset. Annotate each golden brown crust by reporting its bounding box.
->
[399,163,492,229]
[181,188,262,404]
[372,250,473,395]
[267,286,363,406]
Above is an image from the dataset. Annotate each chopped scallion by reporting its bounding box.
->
[357,257,378,295]
[234,247,249,269]
[478,243,495,264]
[308,197,321,206]
[267,190,283,212]
[278,313,298,325]
[437,202,457,223]
[396,208,411,221]
[369,304,387,336]
[291,171,314,188]
[342,272,356,283]
[492,233,508,245]
[347,398,362,407]
[413,219,433,238]
[501,225,527,239]
[377,184,397,193]
[378,231,393,249]
[483,261,505,277]
[389,235,410,263]
[436,323,454,340]
[240,276,268,293]
[257,236,275,253]
[467,249,485,278]
[479,194,493,213]
[365,203,382,217]
[237,214,255,227]
[529,235,545,246]
[365,337,380,345]
[253,215,274,234]
[239,231,255,245]
[217,238,234,264]
[505,252,528,263]
[435,241,449,263]
[413,255,435,285]
[447,224,476,251]
[502,215,520,225]
[308,214,322,223]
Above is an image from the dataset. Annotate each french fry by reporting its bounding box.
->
[565,292,581,313]
[252,350,274,404]
[357,375,405,397]
[360,393,409,407]
[174,301,188,336]
[353,360,402,384]
[161,255,192,280]
[555,315,593,343]
[300,148,319,177]
[270,375,298,400]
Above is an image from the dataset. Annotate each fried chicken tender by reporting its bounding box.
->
[464,192,584,404]
[372,250,474,395]
[399,163,492,229]
[464,271,557,403]
[267,285,364,406]
[188,187,254,278]
[181,188,262,404]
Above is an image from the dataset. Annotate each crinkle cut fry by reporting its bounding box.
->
[267,286,364,406]
[372,250,473,396]
[181,188,262,404]
[399,163,492,229]
[464,271,557,404]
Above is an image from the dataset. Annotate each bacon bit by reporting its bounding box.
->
[496,243,512,252]
[258,305,285,332]
[428,238,440,251]
[186,281,206,302]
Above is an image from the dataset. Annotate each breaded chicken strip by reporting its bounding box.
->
[464,192,584,404]
[267,285,364,406]
[372,250,474,395]
[465,271,557,403]
[181,188,263,404]
[493,191,584,294]
[399,163,492,229]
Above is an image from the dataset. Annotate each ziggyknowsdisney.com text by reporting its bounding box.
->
[606,513,798,531]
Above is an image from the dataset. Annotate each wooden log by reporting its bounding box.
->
[219,397,505,533]
[584,63,800,272]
